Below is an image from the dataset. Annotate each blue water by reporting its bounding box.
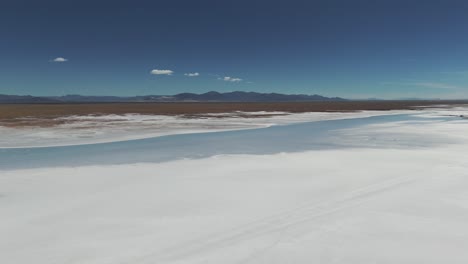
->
[0,114,455,170]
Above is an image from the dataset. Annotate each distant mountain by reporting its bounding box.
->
[0,91,346,103]
[0,94,59,103]
[168,91,346,102]
[394,97,441,101]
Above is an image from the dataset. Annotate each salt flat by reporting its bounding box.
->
[0,110,411,148]
[1,108,468,264]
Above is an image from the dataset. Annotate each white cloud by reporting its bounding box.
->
[150,69,174,75]
[52,57,68,62]
[222,76,242,82]
[383,81,464,90]
[411,82,461,90]
[184,72,199,77]
[441,70,468,76]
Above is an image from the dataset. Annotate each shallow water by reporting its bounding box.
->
[0,113,456,170]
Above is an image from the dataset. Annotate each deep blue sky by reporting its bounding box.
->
[1,0,468,99]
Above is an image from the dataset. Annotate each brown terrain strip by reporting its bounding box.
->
[0,101,467,127]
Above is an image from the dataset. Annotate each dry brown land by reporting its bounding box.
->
[0,101,467,127]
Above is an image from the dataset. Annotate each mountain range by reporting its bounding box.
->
[0,91,346,103]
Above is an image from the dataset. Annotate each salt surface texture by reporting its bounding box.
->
[1,108,468,263]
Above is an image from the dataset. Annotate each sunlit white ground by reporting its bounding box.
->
[1,107,468,264]
[0,110,413,148]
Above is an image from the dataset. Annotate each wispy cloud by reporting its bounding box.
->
[383,81,464,90]
[411,82,462,89]
[184,72,199,77]
[150,69,173,75]
[221,76,242,82]
[52,57,68,62]
[441,70,468,76]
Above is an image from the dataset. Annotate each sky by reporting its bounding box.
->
[1,0,468,99]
